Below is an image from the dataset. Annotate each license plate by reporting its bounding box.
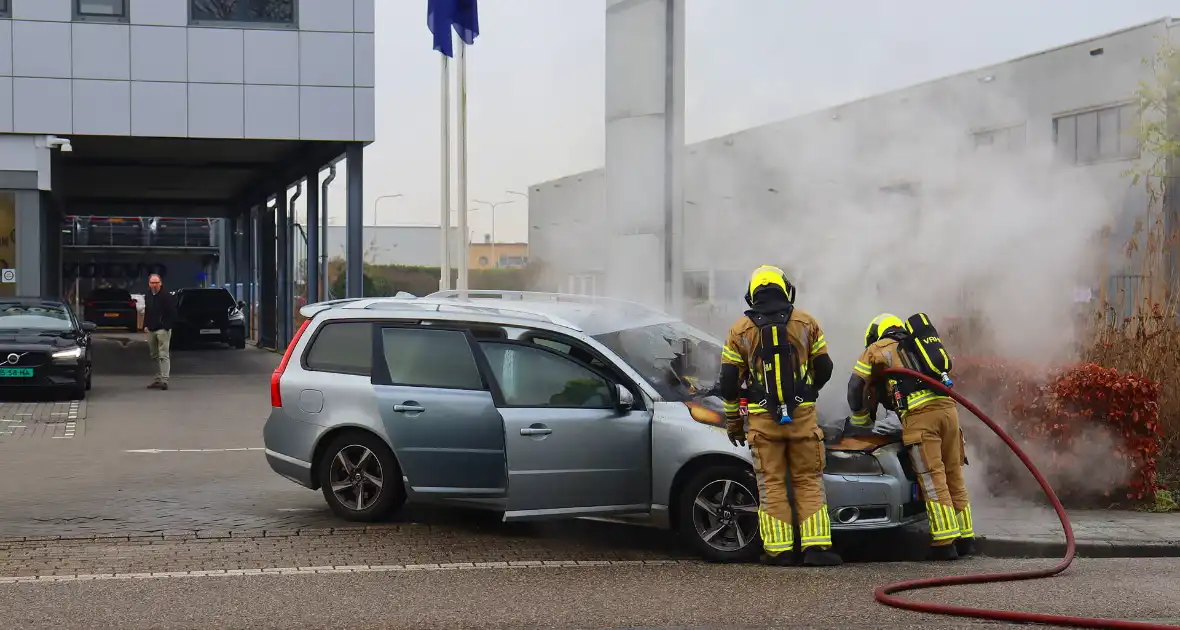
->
[199,328,221,335]
[104,313,119,317]
[0,368,33,378]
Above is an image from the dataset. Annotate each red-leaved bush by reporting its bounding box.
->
[953,358,1163,507]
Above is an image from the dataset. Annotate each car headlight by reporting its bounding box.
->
[825,450,883,475]
[52,346,84,360]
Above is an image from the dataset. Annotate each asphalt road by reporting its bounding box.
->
[1,557,1177,629]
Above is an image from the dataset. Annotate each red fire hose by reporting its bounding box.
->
[875,367,1177,629]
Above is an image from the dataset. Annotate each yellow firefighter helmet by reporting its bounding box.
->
[744,265,796,307]
[864,313,905,348]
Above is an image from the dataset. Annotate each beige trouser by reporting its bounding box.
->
[902,397,974,546]
[147,329,172,383]
[746,406,833,555]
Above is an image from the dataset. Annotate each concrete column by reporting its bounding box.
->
[306,167,321,304]
[345,143,365,298]
[605,0,685,314]
[275,189,289,350]
[257,203,277,350]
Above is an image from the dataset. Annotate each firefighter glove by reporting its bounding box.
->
[726,417,746,447]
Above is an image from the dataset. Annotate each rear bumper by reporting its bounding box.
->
[263,409,324,489]
[85,311,137,327]
[825,472,926,531]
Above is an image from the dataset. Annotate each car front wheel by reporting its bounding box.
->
[317,431,405,522]
[677,464,762,563]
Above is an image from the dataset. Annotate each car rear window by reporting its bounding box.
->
[178,290,236,310]
[304,322,372,376]
[89,288,131,301]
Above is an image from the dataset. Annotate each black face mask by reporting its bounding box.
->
[748,287,792,315]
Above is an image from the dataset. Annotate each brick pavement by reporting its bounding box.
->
[0,523,692,578]
[0,400,84,441]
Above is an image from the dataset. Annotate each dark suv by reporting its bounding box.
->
[173,288,247,349]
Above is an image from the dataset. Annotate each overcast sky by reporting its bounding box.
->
[312,0,1180,242]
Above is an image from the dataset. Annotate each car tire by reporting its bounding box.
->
[70,380,87,401]
[317,431,405,522]
[676,464,763,563]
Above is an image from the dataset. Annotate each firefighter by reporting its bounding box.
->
[846,313,977,560]
[719,265,841,567]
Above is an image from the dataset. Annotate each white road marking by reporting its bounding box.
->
[124,448,266,454]
[276,508,318,512]
[0,560,688,584]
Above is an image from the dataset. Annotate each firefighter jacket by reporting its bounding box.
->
[720,308,829,418]
[847,337,951,426]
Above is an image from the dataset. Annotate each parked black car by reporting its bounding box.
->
[0,298,95,399]
[83,286,139,332]
[173,288,247,349]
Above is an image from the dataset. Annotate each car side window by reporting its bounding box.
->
[304,322,373,376]
[479,341,613,409]
[527,336,610,370]
[378,327,484,390]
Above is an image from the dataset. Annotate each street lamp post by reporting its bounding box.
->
[372,194,403,226]
[472,198,514,268]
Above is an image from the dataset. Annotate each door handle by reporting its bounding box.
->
[519,427,552,436]
[393,404,426,413]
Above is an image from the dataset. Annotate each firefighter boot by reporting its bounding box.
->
[955,537,978,557]
[759,551,797,567]
[927,542,959,561]
[802,547,843,567]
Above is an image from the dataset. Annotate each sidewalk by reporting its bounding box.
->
[975,503,1180,558]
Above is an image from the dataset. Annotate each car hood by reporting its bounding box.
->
[682,399,901,453]
[0,334,77,350]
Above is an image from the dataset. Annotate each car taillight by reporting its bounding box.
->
[271,318,311,408]
[127,300,136,308]
[85,301,94,308]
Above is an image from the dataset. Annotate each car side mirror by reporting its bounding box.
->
[615,384,634,412]
[81,321,97,332]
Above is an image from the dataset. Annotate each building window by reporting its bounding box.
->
[0,0,9,18]
[1053,104,1139,165]
[478,256,489,267]
[75,0,128,21]
[190,0,297,27]
[972,123,1026,152]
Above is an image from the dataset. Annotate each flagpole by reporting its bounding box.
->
[456,38,470,298]
[439,53,452,291]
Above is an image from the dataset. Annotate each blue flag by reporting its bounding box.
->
[427,0,480,58]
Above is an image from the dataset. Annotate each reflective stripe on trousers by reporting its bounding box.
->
[758,507,832,553]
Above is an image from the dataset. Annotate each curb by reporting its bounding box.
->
[979,536,1180,559]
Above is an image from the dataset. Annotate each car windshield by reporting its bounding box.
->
[178,290,235,310]
[592,321,722,402]
[0,303,73,331]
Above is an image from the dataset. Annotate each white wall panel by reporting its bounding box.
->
[0,22,12,76]
[300,86,353,140]
[245,85,299,139]
[299,0,354,32]
[0,79,13,133]
[354,33,374,87]
[354,87,374,141]
[72,79,131,135]
[13,21,72,78]
[131,26,187,82]
[72,23,131,81]
[353,0,374,33]
[13,0,71,22]
[189,83,244,138]
[244,29,299,85]
[188,27,244,84]
[131,80,186,136]
[130,0,188,27]
[299,31,353,86]
[14,78,72,133]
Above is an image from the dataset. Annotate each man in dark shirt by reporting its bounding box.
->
[143,274,177,390]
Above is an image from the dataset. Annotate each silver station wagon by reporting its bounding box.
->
[263,291,925,562]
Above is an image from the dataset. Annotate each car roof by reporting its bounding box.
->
[302,291,678,336]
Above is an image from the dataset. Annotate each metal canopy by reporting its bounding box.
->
[57,136,347,218]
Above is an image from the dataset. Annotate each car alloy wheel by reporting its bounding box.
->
[328,444,384,511]
[692,478,760,552]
